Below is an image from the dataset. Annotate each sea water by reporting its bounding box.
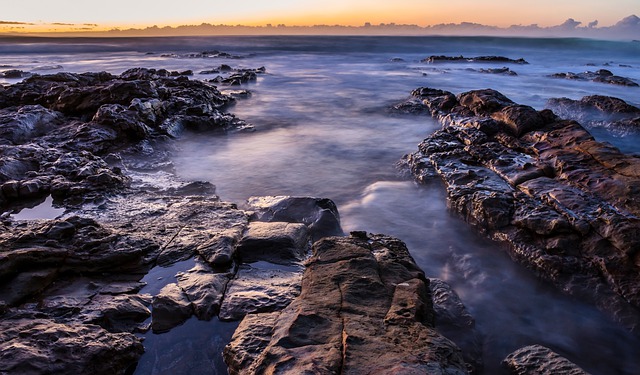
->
[2,35,639,374]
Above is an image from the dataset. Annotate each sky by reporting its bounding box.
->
[0,0,637,32]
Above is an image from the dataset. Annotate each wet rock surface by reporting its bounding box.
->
[547,95,640,136]
[401,86,640,333]
[223,232,469,375]
[550,69,639,86]
[502,345,589,375]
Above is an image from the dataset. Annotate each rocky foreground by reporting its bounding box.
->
[1,68,596,374]
[400,87,640,334]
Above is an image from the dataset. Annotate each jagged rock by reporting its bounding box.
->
[246,195,343,241]
[503,345,589,375]
[0,105,63,144]
[78,294,152,333]
[224,233,468,375]
[235,221,310,264]
[219,264,303,321]
[551,69,638,86]
[0,317,143,375]
[422,55,528,64]
[547,95,640,136]
[196,227,244,266]
[402,86,640,332]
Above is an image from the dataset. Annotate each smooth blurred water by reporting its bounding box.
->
[3,36,640,374]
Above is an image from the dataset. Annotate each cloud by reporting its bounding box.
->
[0,20,35,25]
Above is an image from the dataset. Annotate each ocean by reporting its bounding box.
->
[2,35,639,374]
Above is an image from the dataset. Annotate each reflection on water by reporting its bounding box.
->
[12,196,65,220]
[134,317,238,375]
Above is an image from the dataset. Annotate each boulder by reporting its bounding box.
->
[247,195,343,241]
[235,221,310,264]
[224,233,468,374]
[151,283,193,333]
[502,345,589,375]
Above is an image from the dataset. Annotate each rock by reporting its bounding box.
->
[219,264,303,321]
[478,67,517,75]
[176,261,232,320]
[78,293,152,333]
[422,55,528,64]
[223,233,468,375]
[458,89,515,116]
[402,86,640,332]
[430,278,483,373]
[235,221,310,264]
[546,95,640,136]
[551,70,639,86]
[1,69,29,78]
[151,283,193,332]
[502,345,589,375]
[247,195,343,241]
[196,227,244,266]
[0,317,143,375]
[0,105,62,144]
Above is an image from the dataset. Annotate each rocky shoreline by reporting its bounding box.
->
[0,64,623,374]
[399,87,640,334]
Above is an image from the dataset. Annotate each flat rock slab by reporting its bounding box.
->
[503,345,589,375]
[219,263,303,321]
[224,232,468,375]
[402,87,640,333]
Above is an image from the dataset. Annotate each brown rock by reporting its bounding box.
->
[224,233,468,375]
[403,87,640,332]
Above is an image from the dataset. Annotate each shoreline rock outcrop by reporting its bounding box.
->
[400,86,640,333]
[224,232,470,374]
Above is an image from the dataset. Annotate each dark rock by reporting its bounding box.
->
[478,67,517,75]
[0,318,143,375]
[546,95,640,136]
[458,89,515,116]
[235,221,310,264]
[423,55,528,64]
[246,195,343,241]
[224,233,468,374]
[430,278,483,373]
[219,264,302,321]
[551,70,639,86]
[1,69,30,78]
[502,345,589,375]
[402,86,640,332]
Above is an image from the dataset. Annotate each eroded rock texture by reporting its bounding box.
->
[401,87,640,333]
[224,232,469,375]
[502,345,589,375]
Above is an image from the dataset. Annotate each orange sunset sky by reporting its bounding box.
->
[1,0,638,33]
